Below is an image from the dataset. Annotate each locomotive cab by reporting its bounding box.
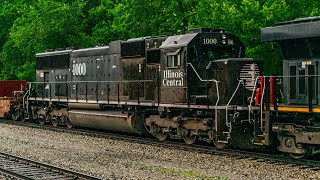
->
[152,28,262,147]
[159,28,257,106]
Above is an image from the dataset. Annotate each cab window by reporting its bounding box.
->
[166,49,181,67]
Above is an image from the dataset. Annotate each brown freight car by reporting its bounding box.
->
[0,80,27,119]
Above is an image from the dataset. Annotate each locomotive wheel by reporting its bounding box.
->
[21,112,26,122]
[65,118,73,129]
[288,145,313,159]
[183,135,197,145]
[155,132,168,141]
[213,138,227,149]
[51,117,59,127]
[39,118,45,125]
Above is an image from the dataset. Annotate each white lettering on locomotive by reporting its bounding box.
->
[202,38,218,45]
[72,63,87,76]
[162,70,184,87]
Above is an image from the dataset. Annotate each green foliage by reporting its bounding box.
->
[1,0,320,80]
[0,0,89,80]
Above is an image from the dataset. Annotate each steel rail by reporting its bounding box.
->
[0,147,102,180]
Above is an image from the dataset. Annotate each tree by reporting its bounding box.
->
[1,0,90,80]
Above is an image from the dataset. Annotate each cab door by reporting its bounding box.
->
[160,48,187,103]
[289,61,317,104]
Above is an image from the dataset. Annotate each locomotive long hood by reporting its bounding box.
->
[261,16,320,42]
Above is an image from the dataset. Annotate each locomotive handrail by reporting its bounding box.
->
[187,63,221,134]
[28,80,154,84]
[186,63,220,106]
[225,80,243,130]
[248,76,259,123]
[186,63,218,82]
[23,84,32,119]
[260,76,266,129]
[23,85,31,109]
[28,79,155,105]
[248,74,320,78]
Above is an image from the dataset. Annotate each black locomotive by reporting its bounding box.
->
[5,17,320,159]
[23,28,260,149]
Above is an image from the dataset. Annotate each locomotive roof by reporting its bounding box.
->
[71,46,110,58]
[160,33,198,49]
[261,16,320,42]
[36,49,72,57]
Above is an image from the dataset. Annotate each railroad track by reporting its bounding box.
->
[0,151,102,180]
[0,119,319,171]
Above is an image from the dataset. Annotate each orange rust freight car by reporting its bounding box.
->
[0,80,27,119]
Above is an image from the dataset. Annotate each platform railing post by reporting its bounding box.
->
[242,79,246,106]
[107,83,110,104]
[207,80,209,109]
[49,83,52,100]
[58,83,60,100]
[265,77,270,111]
[117,83,120,103]
[308,76,313,113]
[85,82,88,102]
[42,83,45,100]
[273,78,277,111]
[66,82,69,102]
[96,82,99,102]
[138,80,140,105]
[75,82,78,101]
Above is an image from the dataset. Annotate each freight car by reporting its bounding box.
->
[0,81,27,120]
[7,28,260,149]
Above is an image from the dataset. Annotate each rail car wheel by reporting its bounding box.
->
[155,132,168,141]
[11,112,19,121]
[213,138,227,149]
[288,145,313,159]
[183,135,197,145]
[51,117,59,127]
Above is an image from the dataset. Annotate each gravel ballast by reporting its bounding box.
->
[0,123,319,179]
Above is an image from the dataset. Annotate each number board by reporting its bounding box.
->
[202,37,218,45]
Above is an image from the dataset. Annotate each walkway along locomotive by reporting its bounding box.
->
[4,17,320,159]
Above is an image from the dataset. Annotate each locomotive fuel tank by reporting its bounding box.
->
[68,110,144,134]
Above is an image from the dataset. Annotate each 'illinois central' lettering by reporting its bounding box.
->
[163,70,184,87]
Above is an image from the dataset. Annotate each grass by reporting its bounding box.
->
[138,163,226,179]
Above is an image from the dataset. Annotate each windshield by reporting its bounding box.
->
[204,46,241,59]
